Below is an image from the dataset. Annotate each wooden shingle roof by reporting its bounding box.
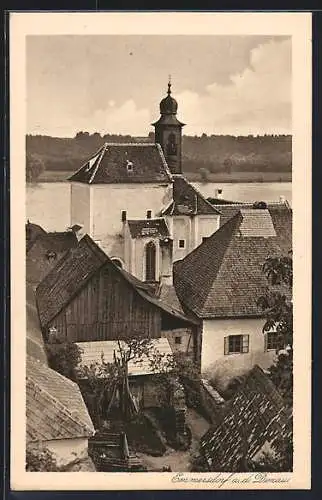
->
[162,176,221,216]
[26,231,78,286]
[68,143,172,184]
[174,206,292,318]
[200,365,292,471]
[26,356,94,443]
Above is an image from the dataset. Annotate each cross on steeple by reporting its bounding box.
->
[167,74,172,95]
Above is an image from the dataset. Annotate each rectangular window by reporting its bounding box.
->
[224,335,249,355]
[121,210,127,222]
[265,331,282,351]
[175,336,182,345]
[146,210,152,219]
[179,239,185,248]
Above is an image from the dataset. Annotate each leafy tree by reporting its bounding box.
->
[257,253,293,405]
[26,153,45,183]
[77,336,172,424]
[254,253,293,472]
[26,444,59,471]
[45,332,82,382]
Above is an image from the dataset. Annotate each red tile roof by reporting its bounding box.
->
[26,356,94,442]
[174,206,292,318]
[162,176,221,216]
[68,143,172,184]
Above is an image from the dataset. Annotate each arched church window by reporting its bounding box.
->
[167,133,177,155]
[145,241,156,282]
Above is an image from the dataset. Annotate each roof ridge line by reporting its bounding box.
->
[155,142,173,182]
[68,144,105,181]
[177,211,242,267]
[99,142,161,147]
[36,237,108,327]
[182,176,222,215]
[89,142,108,184]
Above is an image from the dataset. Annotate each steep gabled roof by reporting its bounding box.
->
[27,356,94,443]
[127,218,170,239]
[200,365,292,471]
[26,221,47,252]
[26,284,48,364]
[162,176,221,216]
[26,231,78,286]
[174,207,291,318]
[68,143,172,184]
[36,234,197,329]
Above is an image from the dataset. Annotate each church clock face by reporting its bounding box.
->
[166,133,177,155]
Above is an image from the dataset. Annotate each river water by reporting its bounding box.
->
[26,181,292,232]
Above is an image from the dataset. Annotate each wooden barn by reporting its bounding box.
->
[36,235,198,346]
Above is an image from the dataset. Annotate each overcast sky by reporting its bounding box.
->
[27,35,291,137]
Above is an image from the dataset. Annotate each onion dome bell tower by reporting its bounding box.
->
[152,79,185,175]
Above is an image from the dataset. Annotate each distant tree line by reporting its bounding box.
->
[26,131,292,180]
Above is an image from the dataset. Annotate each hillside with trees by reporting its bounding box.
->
[26,132,292,183]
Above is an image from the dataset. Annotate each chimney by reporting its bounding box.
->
[160,238,173,286]
[69,223,84,241]
[214,188,223,199]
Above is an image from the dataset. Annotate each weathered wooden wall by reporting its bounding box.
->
[50,264,162,341]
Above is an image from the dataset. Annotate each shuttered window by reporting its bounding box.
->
[224,334,249,355]
[265,331,283,351]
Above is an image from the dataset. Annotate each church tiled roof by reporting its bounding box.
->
[68,143,172,184]
[127,218,170,239]
[162,176,221,216]
[173,206,292,319]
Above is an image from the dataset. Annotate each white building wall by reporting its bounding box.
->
[45,437,89,467]
[172,217,191,262]
[91,183,171,259]
[197,215,220,246]
[171,214,221,262]
[70,183,92,235]
[201,318,276,374]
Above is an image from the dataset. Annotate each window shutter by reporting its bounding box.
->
[242,335,249,353]
[264,332,268,352]
[224,336,229,355]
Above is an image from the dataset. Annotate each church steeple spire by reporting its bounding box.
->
[152,80,185,175]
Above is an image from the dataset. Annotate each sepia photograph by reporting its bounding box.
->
[10,12,311,490]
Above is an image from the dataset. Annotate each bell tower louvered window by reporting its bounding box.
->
[145,241,156,282]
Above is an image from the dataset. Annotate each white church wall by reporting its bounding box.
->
[90,183,171,259]
[70,183,92,235]
[197,215,220,246]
